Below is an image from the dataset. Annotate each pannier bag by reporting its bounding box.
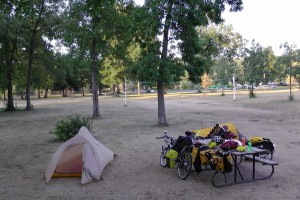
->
[192,148,202,173]
[250,136,264,143]
[192,146,215,173]
[166,149,178,168]
[251,137,275,153]
[171,136,192,153]
[209,153,233,173]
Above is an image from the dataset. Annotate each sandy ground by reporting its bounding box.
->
[0,90,300,200]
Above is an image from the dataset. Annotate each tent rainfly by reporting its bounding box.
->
[45,126,114,184]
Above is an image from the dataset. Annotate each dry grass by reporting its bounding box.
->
[0,90,299,200]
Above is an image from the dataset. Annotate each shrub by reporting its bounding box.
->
[181,81,193,90]
[52,114,93,141]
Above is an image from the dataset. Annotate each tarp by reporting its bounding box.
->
[193,122,246,141]
[45,126,114,184]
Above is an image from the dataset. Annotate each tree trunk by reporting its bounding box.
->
[26,2,45,110]
[157,81,168,125]
[81,75,85,96]
[289,72,292,99]
[5,39,16,111]
[114,83,120,97]
[221,87,225,96]
[197,83,202,93]
[6,62,15,111]
[112,84,115,95]
[25,36,34,110]
[91,37,100,118]
[156,0,173,126]
[21,89,24,99]
[38,88,41,98]
[44,87,48,98]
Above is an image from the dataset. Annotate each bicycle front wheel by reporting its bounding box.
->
[160,150,168,167]
[177,151,192,180]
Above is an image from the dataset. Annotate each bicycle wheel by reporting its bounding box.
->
[177,151,192,180]
[253,142,274,160]
[160,150,168,167]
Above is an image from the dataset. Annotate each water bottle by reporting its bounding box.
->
[247,140,252,151]
[242,137,246,146]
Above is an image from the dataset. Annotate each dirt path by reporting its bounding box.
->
[0,91,299,200]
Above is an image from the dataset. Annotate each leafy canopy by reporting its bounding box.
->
[130,0,243,84]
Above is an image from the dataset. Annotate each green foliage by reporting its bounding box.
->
[0,0,66,111]
[51,53,85,92]
[131,0,243,85]
[52,115,93,141]
[279,43,300,86]
[64,0,135,117]
[180,81,193,90]
[199,24,245,85]
[243,40,275,86]
[131,0,243,125]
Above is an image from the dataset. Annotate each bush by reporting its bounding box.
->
[181,81,193,90]
[52,114,93,141]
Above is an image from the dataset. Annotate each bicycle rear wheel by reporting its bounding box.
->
[177,151,192,180]
[259,149,273,160]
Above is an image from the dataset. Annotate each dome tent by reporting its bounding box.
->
[45,126,114,184]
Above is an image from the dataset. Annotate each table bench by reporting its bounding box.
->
[243,154,279,166]
[211,147,279,187]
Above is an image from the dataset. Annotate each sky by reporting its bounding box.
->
[134,0,300,56]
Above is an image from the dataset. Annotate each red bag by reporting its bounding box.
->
[223,131,236,139]
[220,140,238,150]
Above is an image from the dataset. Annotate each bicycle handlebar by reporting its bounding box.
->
[156,132,174,143]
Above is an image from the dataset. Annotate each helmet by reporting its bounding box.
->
[212,135,222,143]
[208,141,217,148]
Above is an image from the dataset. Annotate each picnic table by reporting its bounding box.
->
[211,147,279,188]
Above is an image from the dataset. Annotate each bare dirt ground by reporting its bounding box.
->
[0,90,300,200]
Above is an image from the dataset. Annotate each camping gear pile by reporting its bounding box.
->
[191,122,276,174]
[158,122,276,180]
[194,122,275,155]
